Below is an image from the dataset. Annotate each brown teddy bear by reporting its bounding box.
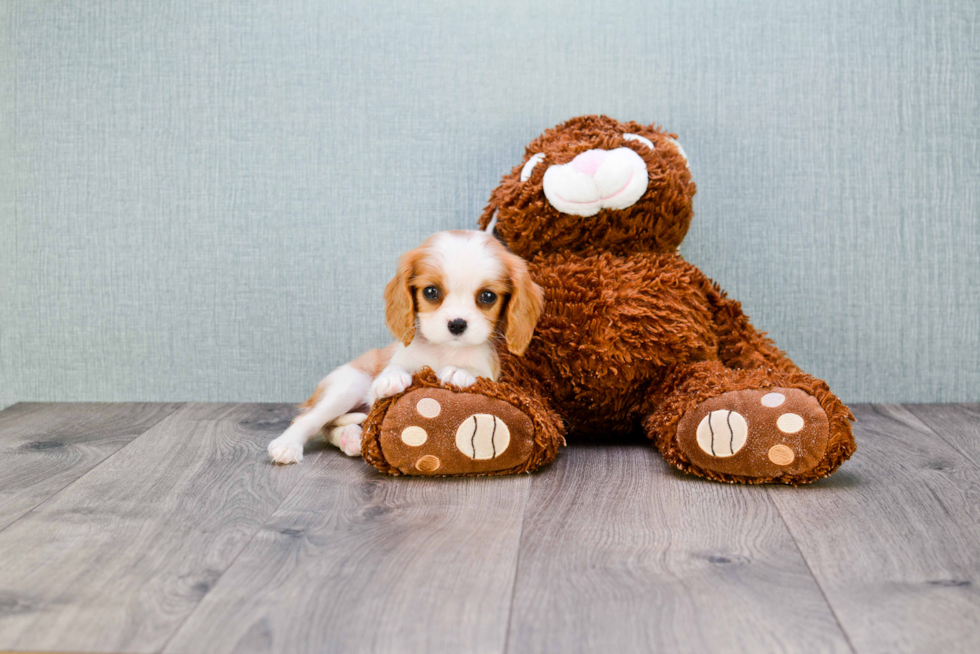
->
[361,115,856,484]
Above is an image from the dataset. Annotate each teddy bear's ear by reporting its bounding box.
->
[502,251,545,356]
[383,249,420,347]
[478,197,498,231]
[481,209,498,234]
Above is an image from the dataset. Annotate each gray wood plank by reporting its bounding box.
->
[768,404,980,654]
[0,402,181,532]
[0,402,316,654]
[505,442,851,654]
[902,403,980,467]
[163,456,530,654]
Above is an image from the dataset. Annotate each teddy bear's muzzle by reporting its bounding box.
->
[542,147,649,217]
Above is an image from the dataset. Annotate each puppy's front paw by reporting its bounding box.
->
[268,436,303,464]
[372,370,413,399]
[437,366,477,388]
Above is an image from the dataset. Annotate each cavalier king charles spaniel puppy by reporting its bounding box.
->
[268,230,544,464]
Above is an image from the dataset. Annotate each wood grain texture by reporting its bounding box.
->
[3,403,980,654]
[768,404,980,654]
[163,457,530,654]
[0,402,315,654]
[505,442,851,654]
[0,402,181,531]
[902,403,980,467]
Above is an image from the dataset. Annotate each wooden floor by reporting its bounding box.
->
[0,403,977,653]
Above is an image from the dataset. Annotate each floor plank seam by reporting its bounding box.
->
[893,404,980,470]
[500,477,532,654]
[0,403,186,539]
[767,487,859,654]
[157,448,327,654]
[7,404,978,652]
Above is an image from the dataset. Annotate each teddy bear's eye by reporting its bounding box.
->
[521,153,545,182]
[623,133,654,150]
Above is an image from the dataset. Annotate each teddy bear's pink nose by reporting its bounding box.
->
[569,149,608,177]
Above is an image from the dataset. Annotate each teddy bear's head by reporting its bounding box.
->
[479,115,695,259]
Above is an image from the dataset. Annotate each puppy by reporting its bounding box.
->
[267,230,544,464]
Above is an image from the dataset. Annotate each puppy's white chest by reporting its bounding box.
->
[395,341,496,380]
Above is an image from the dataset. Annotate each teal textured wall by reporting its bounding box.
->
[2,0,978,407]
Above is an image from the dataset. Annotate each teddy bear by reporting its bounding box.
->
[360,115,856,485]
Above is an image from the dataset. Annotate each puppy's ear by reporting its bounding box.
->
[384,248,421,347]
[502,251,544,355]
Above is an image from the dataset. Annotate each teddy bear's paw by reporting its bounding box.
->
[375,388,536,476]
[675,387,829,479]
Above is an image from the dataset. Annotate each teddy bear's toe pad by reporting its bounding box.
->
[379,388,535,476]
[677,388,829,478]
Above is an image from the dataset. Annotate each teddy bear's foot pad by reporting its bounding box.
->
[676,387,829,478]
[378,388,536,476]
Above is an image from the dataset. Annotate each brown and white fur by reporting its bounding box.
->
[267,230,544,464]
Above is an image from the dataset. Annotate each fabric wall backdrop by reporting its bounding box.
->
[1,0,977,409]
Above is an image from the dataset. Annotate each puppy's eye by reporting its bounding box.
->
[422,286,441,301]
[478,290,498,305]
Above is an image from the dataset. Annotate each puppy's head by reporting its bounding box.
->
[384,230,544,354]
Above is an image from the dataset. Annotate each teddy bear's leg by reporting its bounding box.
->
[644,360,856,484]
[359,369,565,477]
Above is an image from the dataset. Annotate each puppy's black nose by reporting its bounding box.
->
[447,319,467,335]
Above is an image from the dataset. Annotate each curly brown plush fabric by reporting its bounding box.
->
[361,368,564,476]
[365,115,855,484]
